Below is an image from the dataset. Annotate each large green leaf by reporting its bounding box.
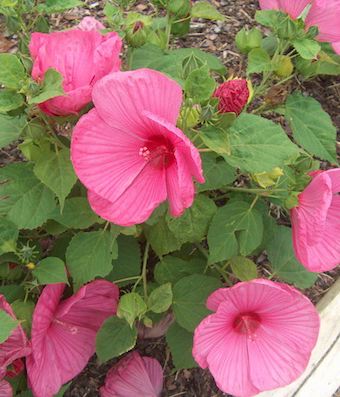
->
[34,148,77,209]
[28,69,64,104]
[266,225,317,288]
[0,163,56,229]
[292,39,320,60]
[66,231,116,287]
[172,274,221,331]
[247,48,273,74]
[0,114,26,149]
[191,1,225,21]
[227,113,299,172]
[208,200,263,263]
[285,93,337,164]
[96,316,137,363]
[166,195,216,244]
[33,257,68,285]
[0,310,18,343]
[0,218,18,255]
[0,54,26,89]
[148,283,173,313]
[166,322,197,370]
[117,292,147,327]
[0,285,25,303]
[230,256,258,281]
[37,0,83,14]
[0,89,24,112]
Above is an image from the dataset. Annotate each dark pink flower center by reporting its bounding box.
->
[139,135,175,169]
[233,312,261,336]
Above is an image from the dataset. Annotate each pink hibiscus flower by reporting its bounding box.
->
[258,0,311,19]
[193,279,320,397]
[0,295,30,372]
[29,19,122,116]
[26,280,119,397]
[77,16,105,31]
[100,351,163,397]
[71,69,204,226]
[291,169,340,272]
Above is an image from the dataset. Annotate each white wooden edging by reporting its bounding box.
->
[259,277,340,397]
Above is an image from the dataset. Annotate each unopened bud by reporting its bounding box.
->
[252,167,284,188]
[275,55,294,77]
[213,78,251,115]
[126,21,147,48]
[236,28,262,54]
[26,262,36,270]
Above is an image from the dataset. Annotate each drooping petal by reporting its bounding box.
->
[77,17,105,31]
[93,32,122,81]
[27,281,119,397]
[92,69,183,130]
[0,379,12,397]
[100,352,163,397]
[0,296,30,370]
[306,0,340,42]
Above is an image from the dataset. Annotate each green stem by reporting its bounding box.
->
[142,242,150,299]
[112,276,140,284]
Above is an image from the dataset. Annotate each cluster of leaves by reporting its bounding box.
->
[0,0,339,395]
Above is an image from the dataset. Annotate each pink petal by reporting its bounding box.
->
[100,352,163,397]
[94,32,122,80]
[92,69,183,130]
[259,0,280,11]
[278,0,311,19]
[306,0,340,42]
[0,379,11,397]
[27,281,119,397]
[332,41,340,54]
[77,17,105,31]
[0,296,30,371]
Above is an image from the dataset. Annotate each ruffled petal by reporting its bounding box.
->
[0,379,12,397]
[93,32,122,81]
[77,17,105,31]
[142,356,163,395]
[92,69,183,129]
[332,41,340,54]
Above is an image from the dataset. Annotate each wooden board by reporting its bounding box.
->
[259,277,340,397]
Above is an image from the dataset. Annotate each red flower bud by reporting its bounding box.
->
[213,79,250,115]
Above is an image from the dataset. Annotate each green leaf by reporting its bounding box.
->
[34,148,77,209]
[148,283,173,313]
[51,197,102,229]
[166,322,197,369]
[0,113,26,149]
[144,217,182,256]
[28,69,64,104]
[0,309,18,343]
[37,0,82,13]
[11,300,34,335]
[166,195,216,244]
[117,292,147,327]
[285,92,337,164]
[33,257,68,285]
[66,231,116,287]
[184,65,216,102]
[0,163,56,229]
[255,9,285,28]
[199,125,231,157]
[292,39,321,60]
[96,316,137,362]
[0,53,26,89]
[154,256,205,285]
[230,256,258,281]
[191,1,225,21]
[197,153,235,192]
[247,48,273,74]
[0,285,25,303]
[172,274,221,331]
[208,200,263,263]
[227,113,299,173]
[0,89,24,112]
[0,218,18,255]
[266,225,317,288]
[107,235,141,285]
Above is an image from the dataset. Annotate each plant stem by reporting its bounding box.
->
[112,276,141,284]
[142,241,150,299]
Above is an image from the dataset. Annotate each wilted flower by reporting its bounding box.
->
[71,69,204,226]
[29,18,122,116]
[291,168,340,272]
[213,79,251,115]
[193,279,320,397]
[77,16,105,31]
[26,281,119,397]
[100,351,163,397]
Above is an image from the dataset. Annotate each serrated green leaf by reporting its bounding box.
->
[0,53,26,89]
[37,0,82,14]
[293,38,320,60]
[0,89,24,112]
[227,113,299,173]
[33,257,68,285]
[285,93,337,164]
[166,322,197,369]
[266,225,317,288]
[117,292,147,327]
[208,200,263,264]
[148,283,172,313]
[66,231,116,287]
[0,309,18,343]
[0,113,26,149]
[0,163,56,229]
[184,65,216,102]
[230,256,258,281]
[28,68,64,104]
[191,1,225,21]
[199,125,231,156]
[34,148,77,209]
[247,48,273,74]
[0,218,18,255]
[172,274,221,331]
[96,316,137,362]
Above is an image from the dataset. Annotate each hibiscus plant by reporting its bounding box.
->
[0,0,339,396]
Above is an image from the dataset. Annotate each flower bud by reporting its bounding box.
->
[236,27,262,54]
[213,78,251,115]
[126,20,148,48]
[179,104,201,129]
[168,0,192,18]
[252,167,284,188]
[26,262,36,270]
[171,18,191,37]
[275,55,294,77]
